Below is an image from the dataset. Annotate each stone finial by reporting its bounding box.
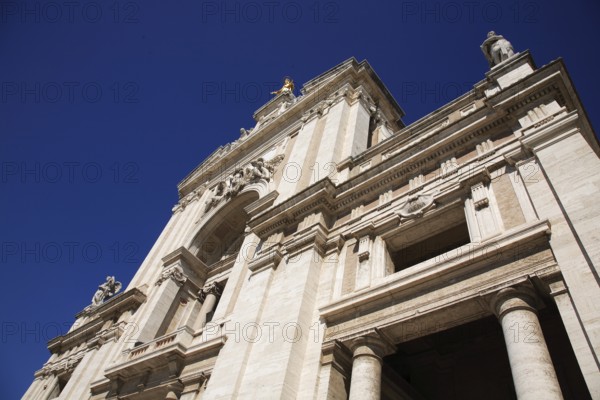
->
[91,276,122,306]
[481,31,516,68]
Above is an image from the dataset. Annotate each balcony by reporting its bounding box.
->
[105,326,195,378]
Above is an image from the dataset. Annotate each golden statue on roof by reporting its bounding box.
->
[271,77,294,96]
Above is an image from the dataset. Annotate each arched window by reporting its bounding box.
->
[190,191,260,266]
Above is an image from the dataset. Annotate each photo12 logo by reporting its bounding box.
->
[200,1,340,24]
[0,1,141,24]
[1,161,140,184]
[1,81,140,104]
[399,1,540,24]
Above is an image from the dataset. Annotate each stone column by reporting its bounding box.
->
[348,331,395,400]
[194,282,222,331]
[492,286,563,400]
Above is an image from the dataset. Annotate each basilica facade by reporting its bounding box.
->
[24,33,600,399]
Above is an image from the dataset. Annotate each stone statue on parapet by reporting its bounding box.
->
[271,77,295,96]
[481,31,516,68]
[91,276,122,306]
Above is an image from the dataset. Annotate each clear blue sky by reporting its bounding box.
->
[1,0,599,397]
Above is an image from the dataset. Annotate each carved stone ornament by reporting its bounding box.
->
[155,265,187,287]
[205,155,284,212]
[91,276,122,306]
[398,193,435,219]
[173,185,207,213]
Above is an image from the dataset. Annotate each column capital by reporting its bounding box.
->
[348,329,395,360]
[198,282,222,303]
[490,285,540,320]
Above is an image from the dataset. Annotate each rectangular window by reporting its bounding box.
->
[386,207,471,273]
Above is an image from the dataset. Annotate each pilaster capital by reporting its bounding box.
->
[321,340,352,375]
[155,265,187,287]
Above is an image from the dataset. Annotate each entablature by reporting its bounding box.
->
[321,219,556,344]
[48,288,146,354]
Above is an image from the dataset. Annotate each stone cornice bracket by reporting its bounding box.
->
[198,282,222,303]
[489,284,541,320]
[347,329,396,360]
[156,265,187,287]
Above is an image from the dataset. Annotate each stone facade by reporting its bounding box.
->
[23,36,600,399]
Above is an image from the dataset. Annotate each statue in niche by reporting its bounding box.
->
[481,31,516,67]
[91,276,122,306]
[271,77,295,96]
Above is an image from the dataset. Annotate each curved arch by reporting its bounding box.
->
[188,190,260,265]
[238,178,271,199]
